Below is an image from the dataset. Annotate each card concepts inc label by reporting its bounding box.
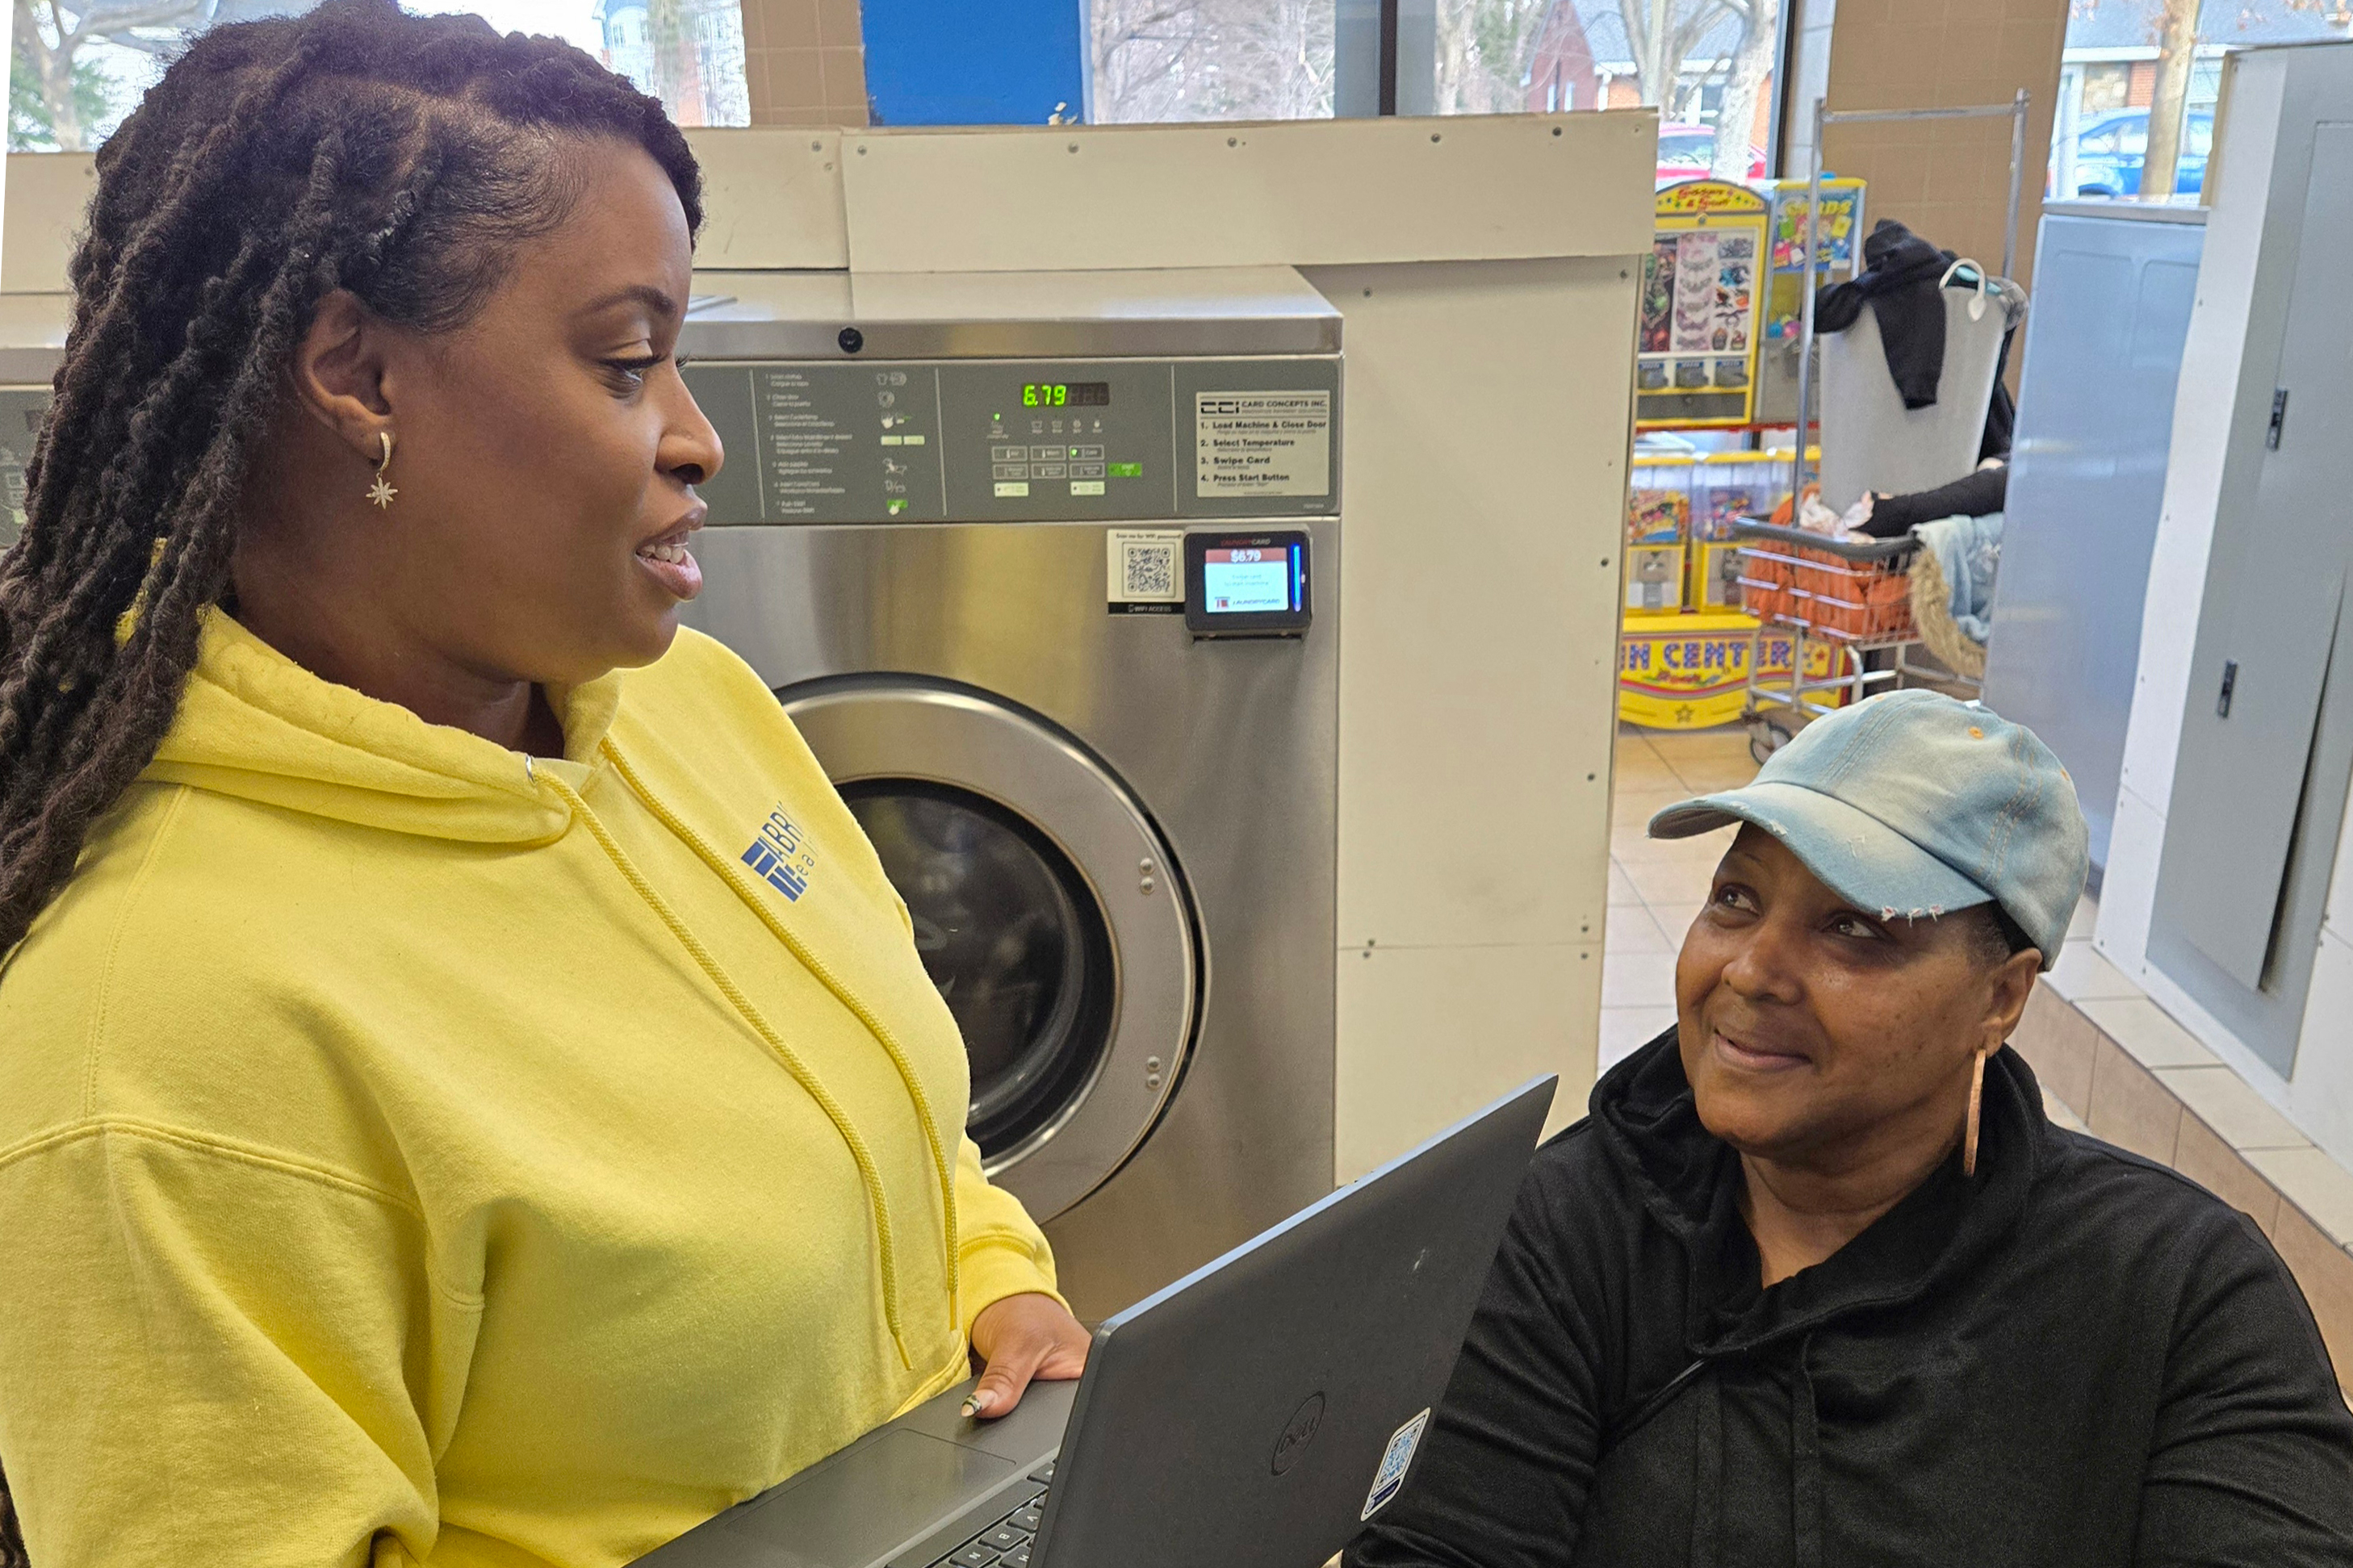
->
[1195,391,1331,498]
[1360,1407,1431,1520]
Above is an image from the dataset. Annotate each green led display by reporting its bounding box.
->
[1022,382,1112,408]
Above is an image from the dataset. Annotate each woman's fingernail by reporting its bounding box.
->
[961,1392,991,1418]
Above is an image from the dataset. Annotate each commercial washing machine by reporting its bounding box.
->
[676,269,1339,1317]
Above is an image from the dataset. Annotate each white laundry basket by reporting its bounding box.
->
[1817,270,2024,514]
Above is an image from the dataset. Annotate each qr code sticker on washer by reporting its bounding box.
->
[1124,542,1175,598]
[1107,529,1184,612]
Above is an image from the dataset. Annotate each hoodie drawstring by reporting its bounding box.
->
[1662,1344,1819,1567]
[1791,1332,1823,1568]
[1688,1369,1723,1568]
[531,759,939,1370]
[595,744,963,1340]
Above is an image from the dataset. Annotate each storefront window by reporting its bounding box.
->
[877,0,1790,178]
[2047,0,2350,200]
[8,0,748,154]
[1443,0,1782,184]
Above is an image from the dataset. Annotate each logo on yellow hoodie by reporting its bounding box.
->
[743,805,819,901]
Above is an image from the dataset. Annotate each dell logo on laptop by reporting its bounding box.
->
[1272,1392,1326,1476]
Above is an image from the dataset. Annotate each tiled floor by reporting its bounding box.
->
[1601,725,1755,1072]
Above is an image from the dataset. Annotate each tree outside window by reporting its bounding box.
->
[1085,0,1786,185]
[1440,0,1780,183]
[1086,0,1336,123]
[2048,0,2349,199]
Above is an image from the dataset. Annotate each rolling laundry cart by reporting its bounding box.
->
[1731,518,1979,763]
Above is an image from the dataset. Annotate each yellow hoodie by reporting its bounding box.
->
[0,608,1061,1567]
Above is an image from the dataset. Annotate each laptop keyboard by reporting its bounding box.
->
[927,1460,1055,1568]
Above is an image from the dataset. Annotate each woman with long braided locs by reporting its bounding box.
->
[0,4,701,1554]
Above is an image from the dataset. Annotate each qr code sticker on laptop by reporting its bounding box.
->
[1360,1407,1430,1520]
[1121,538,1177,600]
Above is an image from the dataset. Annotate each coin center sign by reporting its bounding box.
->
[1618,613,1849,730]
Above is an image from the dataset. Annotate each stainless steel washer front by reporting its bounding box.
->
[781,680,1198,1223]
[684,517,1336,1319]
[676,272,1341,1317]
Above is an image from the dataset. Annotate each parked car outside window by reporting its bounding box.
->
[1656,123,1768,186]
[2067,107,2214,196]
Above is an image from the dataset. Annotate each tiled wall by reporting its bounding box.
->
[1818,0,2067,295]
[2014,942,2353,1399]
[740,0,869,127]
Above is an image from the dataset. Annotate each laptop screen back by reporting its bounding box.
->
[1032,1077,1555,1568]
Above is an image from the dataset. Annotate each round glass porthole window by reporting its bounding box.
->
[841,780,1116,1159]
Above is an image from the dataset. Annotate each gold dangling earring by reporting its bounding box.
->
[1962,1045,1991,1176]
[367,431,397,510]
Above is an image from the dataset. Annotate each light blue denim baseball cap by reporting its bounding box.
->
[1648,690,2089,967]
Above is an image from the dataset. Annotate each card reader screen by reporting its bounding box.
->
[1184,529,1311,637]
[1202,544,1302,615]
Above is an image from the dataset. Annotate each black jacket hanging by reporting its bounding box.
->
[1813,217,1959,410]
[1344,1031,2353,1568]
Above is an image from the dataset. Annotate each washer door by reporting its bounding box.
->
[781,679,1199,1222]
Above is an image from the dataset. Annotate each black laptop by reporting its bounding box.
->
[637,1076,1555,1568]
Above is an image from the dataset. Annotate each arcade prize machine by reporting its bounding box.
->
[1756,178,1866,428]
[1626,452,1692,616]
[1618,177,1862,731]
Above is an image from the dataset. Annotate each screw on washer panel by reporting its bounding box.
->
[1138,857,1154,873]
[1147,1073,1163,1089]
[1146,1056,1163,1072]
[1139,876,1156,893]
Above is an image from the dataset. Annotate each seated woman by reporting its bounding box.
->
[0,4,1084,1563]
[1348,691,2353,1568]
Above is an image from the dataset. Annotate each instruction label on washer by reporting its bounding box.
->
[1107,528,1184,614]
[1195,391,1331,498]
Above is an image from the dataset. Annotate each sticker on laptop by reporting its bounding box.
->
[1359,1407,1431,1520]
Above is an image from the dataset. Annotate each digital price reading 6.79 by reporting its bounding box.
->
[1021,382,1112,408]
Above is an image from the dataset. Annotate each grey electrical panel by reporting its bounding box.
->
[2149,118,2353,1076]
[684,357,1342,527]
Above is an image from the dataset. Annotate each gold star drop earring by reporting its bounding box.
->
[367,431,397,510]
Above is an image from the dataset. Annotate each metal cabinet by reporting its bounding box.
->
[2150,99,2353,1076]
[1981,203,2204,879]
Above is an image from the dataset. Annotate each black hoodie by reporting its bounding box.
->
[1815,218,1958,410]
[1346,1032,2353,1568]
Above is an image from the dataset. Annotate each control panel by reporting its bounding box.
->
[684,357,1340,526]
